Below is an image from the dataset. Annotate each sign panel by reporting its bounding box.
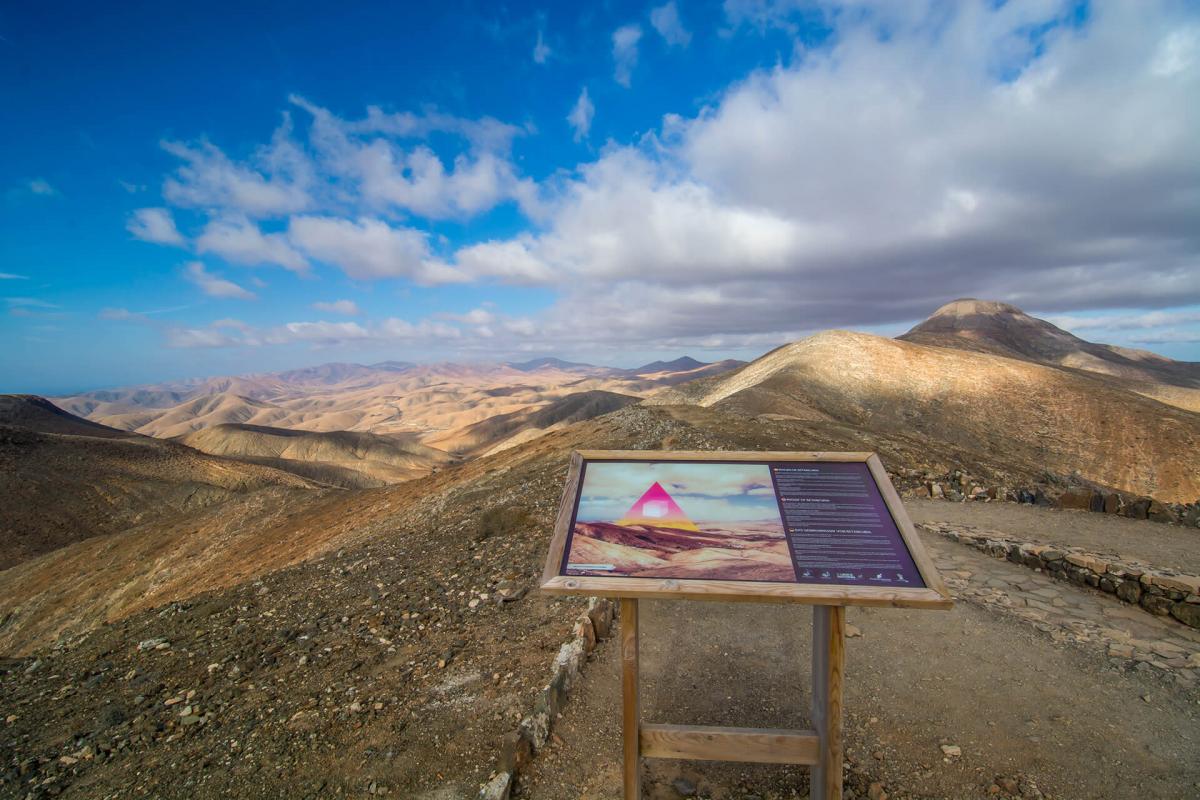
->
[541,451,951,608]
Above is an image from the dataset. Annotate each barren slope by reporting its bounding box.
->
[179,423,453,485]
[54,358,744,451]
[0,396,321,570]
[653,331,1200,504]
[443,389,640,455]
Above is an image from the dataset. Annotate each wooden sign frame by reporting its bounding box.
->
[538,450,953,800]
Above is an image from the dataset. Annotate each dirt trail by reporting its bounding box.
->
[906,499,1200,573]
[519,528,1200,799]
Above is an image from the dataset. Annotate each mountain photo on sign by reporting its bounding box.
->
[564,462,796,581]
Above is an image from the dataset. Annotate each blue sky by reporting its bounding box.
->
[2,1,1198,394]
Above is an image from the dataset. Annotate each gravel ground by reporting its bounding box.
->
[520,526,1200,800]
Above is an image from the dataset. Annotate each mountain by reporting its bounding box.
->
[651,328,1200,504]
[0,394,133,439]
[900,299,1200,410]
[53,357,745,462]
[178,423,454,486]
[0,395,322,570]
[632,356,706,373]
[507,357,598,372]
[445,389,640,455]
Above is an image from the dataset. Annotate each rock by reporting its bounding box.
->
[1147,500,1177,524]
[672,777,698,796]
[1115,581,1142,604]
[1102,493,1120,514]
[1155,574,1200,595]
[1169,602,1200,629]
[867,782,888,800]
[845,624,863,638]
[1140,594,1174,616]
[1124,498,1151,520]
[499,730,533,773]
[1058,490,1093,511]
[940,744,962,758]
[137,638,168,652]
[479,771,512,800]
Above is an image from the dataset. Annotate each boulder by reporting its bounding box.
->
[1124,498,1151,520]
[1058,490,1093,511]
[1171,602,1200,629]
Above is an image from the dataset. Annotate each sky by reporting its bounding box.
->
[577,461,782,524]
[1,0,1198,395]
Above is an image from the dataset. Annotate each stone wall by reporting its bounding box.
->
[923,523,1200,630]
[479,597,615,800]
[889,467,1200,528]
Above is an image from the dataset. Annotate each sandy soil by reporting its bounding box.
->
[520,525,1200,800]
[906,499,1200,573]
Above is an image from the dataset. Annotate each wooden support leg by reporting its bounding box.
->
[621,598,641,800]
[811,605,845,800]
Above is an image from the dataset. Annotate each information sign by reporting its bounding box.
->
[541,450,950,608]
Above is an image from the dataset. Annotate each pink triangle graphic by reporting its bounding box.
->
[615,481,700,531]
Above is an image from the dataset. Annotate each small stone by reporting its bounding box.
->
[941,744,962,758]
[845,624,863,638]
[137,638,168,652]
[672,777,697,797]
[867,782,888,800]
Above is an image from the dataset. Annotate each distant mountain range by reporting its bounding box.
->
[50,355,746,475]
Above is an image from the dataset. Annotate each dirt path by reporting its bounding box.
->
[519,529,1200,800]
[906,499,1200,573]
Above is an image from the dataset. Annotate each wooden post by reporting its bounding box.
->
[621,598,641,800]
[811,604,845,800]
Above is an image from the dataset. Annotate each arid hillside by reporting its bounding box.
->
[652,329,1200,504]
[53,357,742,453]
[179,423,454,487]
[0,395,322,570]
[445,389,640,456]
[901,299,1200,411]
[0,399,1049,658]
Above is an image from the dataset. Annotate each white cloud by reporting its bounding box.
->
[446,0,1200,350]
[165,327,241,348]
[290,97,536,220]
[1132,330,1200,344]
[1047,309,1200,332]
[28,179,56,196]
[164,314,463,348]
[184,261,256,300]
[533,27,551,64]
[440,307,496,325]
[161,117,312,217]
[287,216,464,283]
[650,2,692,47]
[451,237,557,283]
[127,207,185,246]
[0,272,27,280]
[567,88,595,142]
[196,217,309,272]
[312,299,361,315]
[613,24,643,87]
